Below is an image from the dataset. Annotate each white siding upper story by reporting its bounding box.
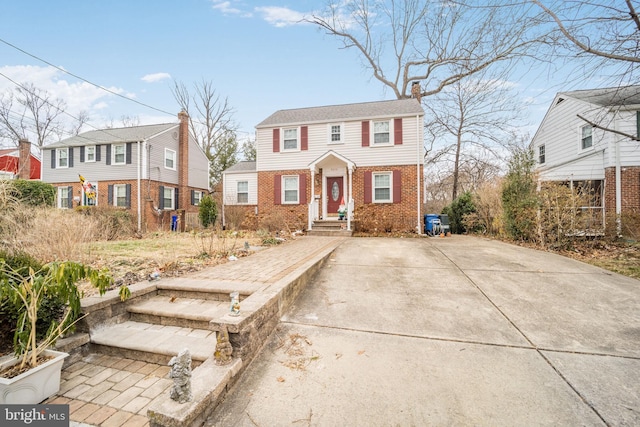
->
[42,122,210,190]
[531,86,640,182]
[255,99,424,172]
[223,162,257,206]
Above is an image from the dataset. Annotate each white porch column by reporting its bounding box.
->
[309,167,315,231]
[347,166,353,231]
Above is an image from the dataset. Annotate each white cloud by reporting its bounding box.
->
[141,72,171,83]
[211,0,247,16]
[255,6,308,27]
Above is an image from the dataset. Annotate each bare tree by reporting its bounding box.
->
[424,69,524,200]
[0,83,67,153]
[172,79,238,186]
[310,0,544,100]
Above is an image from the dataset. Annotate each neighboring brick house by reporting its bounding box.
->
[42,111,210,231]
[223,99,425,233]
[530,85,640,231]
[0,139,41,180]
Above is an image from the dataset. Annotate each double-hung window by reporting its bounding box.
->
[373,172,392,203]
[283,128,298,150]
[192,190,202,206]
[283,176,299,204]
[85,146,96,162]
[581,125,593,150]
[163,187,175,210]
[329,124,342,143]
[57,148,69,168]
[165,148,176,170]
[237,181,249,203]
[113,184,128,207]
[113,143,126,164]
[538,144,546,164]
[58,186,71,209]
[373,121,390,144]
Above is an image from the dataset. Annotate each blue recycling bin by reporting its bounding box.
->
[424,214,440,235]
[171,215,178,231]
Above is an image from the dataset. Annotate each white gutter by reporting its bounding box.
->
[137,140,141,232]
[416,114,422,234]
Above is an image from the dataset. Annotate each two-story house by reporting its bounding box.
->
[223,99,425,233]
[531,85,640,231]
[42,111,210,231]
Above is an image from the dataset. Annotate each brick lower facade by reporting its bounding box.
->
[256,164,423,233]
[52,179,203,232]
[604,166,640,235]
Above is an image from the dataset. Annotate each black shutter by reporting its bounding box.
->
[68,147,74,168]
[174,187,179,210]
[67,186,73,208]
[96,145,101,162]
[108,185,113,205]
[191,190,195,205]
[51,150,56,169]
[126,143,132,164]
[106,144,111,165]
[80,146,85,162]
[159,186,164,209]
[125,184,131,208]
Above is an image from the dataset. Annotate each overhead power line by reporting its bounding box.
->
[0,37,175,117]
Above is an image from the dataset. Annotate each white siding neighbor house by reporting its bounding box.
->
[530,85,640,231]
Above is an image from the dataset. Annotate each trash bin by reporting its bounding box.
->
[439,214,451,234]
[171,215,178,232]
[424,214,440,235]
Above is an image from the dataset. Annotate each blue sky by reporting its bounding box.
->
[0,0,622,145]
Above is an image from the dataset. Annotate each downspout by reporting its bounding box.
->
[416,114,422,234]
[137,140,141,232]
[614,112,622,234]
[309,167,315,231]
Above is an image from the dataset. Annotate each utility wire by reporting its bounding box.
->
[0,37,175,117]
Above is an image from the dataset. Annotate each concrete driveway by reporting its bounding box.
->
[207,236,640,426]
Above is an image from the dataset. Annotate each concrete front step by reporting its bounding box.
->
[128,295,230,329]
[307,229,353,236]
[90,321,217,364]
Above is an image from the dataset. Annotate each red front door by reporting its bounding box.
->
[326,177,344,214]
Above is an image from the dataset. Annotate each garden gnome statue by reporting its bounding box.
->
[169,348,193,403]
[214,325,233,366]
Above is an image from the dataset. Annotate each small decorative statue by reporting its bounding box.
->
[214,325,233,365]
[229,291,240,316]
[169,348,193,403]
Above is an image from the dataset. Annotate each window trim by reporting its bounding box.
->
[328,123,344,144]
[193,190,202,206]
[282,175,299,204]
[580,125,593,151]
[538,144,546,164]
[56,148,69,168]
[282,127,299,151]
[113,184,128,207]
[85,145,96,163]
[57,186,70,209]
[113,143,126,165]
[237,181,249,204]
[164,148,176,170]
[162,187,175,210]
[372,172,393,203]
[371,120,393,146]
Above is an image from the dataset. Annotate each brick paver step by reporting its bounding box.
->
[155,277,260,301]
[127,295,230,329]
[90,321,216,364]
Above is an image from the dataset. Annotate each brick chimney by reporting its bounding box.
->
[18,139,31,180]
[411,81,422,103]
[178,110,190,213]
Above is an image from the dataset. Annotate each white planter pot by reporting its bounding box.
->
[0,349,68,404]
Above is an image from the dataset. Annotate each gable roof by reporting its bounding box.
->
[561,85,640,107]
[256,99,424,128]
[0,148,18,157]
[224,161,256,173]
[45,123,178,149]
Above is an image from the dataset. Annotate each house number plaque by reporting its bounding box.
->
[331,182,339,201]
